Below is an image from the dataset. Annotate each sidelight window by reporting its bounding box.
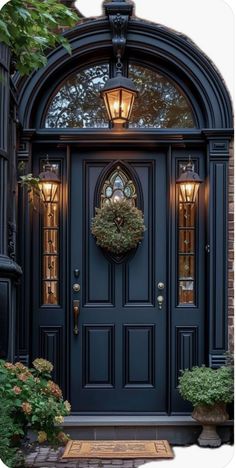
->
[41,162,60,305]
[177,162,197,305]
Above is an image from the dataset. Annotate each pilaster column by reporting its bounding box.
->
[204,132,231,367]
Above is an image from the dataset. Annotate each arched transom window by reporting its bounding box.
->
[44,62,196,129]
[128,64,195,128]
[45,64,109,128]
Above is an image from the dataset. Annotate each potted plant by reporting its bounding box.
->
[178,366,234,447]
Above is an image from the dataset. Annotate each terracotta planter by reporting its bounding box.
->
[192,403,229,447]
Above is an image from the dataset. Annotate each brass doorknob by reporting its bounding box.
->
[73,283,80,292]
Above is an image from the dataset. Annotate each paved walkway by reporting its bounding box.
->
[25,446,152,467]
[25,444,234,468]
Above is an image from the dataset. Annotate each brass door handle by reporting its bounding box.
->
[73,300,80,335]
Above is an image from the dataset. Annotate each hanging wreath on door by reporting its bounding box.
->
[91,199,146,255]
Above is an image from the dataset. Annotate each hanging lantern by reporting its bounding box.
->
[101,59,138,124]
[38,161,61,203]
[176,160,203,203]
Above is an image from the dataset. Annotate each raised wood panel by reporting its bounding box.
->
[124,164,154,306]
[39,326,63,386]
[85,164,115,306]
[175,326,198,387]
[83,325,114,388]
[124,325,154,387]
[209,162,227,352]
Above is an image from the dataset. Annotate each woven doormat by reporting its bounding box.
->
[62,440,174,459]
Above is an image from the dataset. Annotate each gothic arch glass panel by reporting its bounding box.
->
[100,165,137,207]
[44,64,109,128]
[128,63,196,128]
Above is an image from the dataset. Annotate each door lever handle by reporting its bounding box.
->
[73,300,80,335]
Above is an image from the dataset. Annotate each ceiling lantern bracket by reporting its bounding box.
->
[104,0,134,60]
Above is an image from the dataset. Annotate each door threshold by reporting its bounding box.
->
[64,415,233,426]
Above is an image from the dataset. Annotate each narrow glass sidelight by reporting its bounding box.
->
[41,162,60,305]
[177,162,197,305]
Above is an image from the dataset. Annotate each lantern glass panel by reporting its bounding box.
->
[179,182,200,203]
[106,89,122,121]
[121,89,133,120]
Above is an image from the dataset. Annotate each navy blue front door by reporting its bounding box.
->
[70,150,167,413]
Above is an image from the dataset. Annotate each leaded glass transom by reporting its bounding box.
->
[101,166,137,207]
[44,64,109,128]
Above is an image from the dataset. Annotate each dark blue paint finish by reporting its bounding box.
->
[70,150,167,412]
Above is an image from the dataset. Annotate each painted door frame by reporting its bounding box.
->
[20,131,229,414]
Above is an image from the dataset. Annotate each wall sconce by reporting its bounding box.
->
[176,159,203,203]
[38,160,61,203]
[101,57,138,124]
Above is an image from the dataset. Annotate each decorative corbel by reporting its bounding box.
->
[104,0,134,59]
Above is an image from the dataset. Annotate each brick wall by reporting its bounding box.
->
[228,140,234,352]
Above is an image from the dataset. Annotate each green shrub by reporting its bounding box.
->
[178,366,234,407]
[0,398,24,467]
[0,358,71,447]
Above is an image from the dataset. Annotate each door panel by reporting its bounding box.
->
[70,151,167,413]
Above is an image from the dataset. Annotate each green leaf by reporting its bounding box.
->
[60,37,72,55]
[0,19,10,36]
[15,7,31,20]
[33,35,48,46]
[42,13,57,24]
[0,0,79,75]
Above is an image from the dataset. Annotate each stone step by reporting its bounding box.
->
[62,416,233,445]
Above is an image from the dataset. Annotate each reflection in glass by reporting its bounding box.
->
[101,166,137,207]
[41,162,60,305]
[129,64,195,128]
[177,162,197,305]
[45,64,109,128]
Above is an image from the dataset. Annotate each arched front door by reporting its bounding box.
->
[70,149,167,412]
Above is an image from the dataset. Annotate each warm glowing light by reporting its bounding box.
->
[176,160,203,204]
[101,75,138,124]
[38,163,61,203]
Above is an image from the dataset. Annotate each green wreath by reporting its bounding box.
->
[91,199,146,255]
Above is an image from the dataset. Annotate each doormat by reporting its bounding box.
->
[62,440,174,459]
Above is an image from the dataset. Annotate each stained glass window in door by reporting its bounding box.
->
[101,166,137,207]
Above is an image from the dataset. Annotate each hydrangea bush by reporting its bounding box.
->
[0,358,71,446]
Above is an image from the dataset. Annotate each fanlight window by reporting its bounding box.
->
[128,64,196,128]
[101,166,137,207]
[45,64,109,128]
[44,62,195,129]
